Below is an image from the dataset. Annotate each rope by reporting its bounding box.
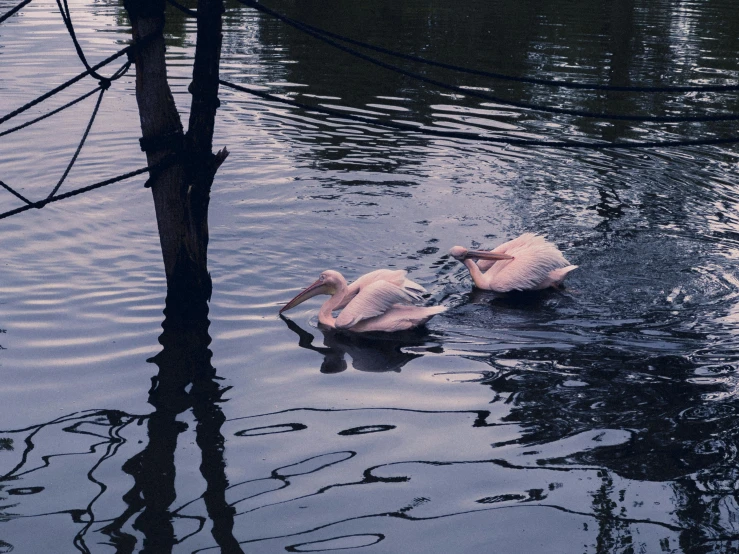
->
[0,180,33,205]
[0,166,151,221]
[0,25,162,222]
[0,86,101,138]
[0,152,183,221]
[166,0,198,18]
[44,86,107,202]
[219,79,739,150]
[55,0,132,86]
[3,0,737,228]
[0,84,109,209]
[0,23,158,129]
[235,0,739,123]
[0,0,31,25]
[0,48,129,127]
[239,0,739,94]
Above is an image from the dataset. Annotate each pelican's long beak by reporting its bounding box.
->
[279,280,331,313]
[463,250,514,261]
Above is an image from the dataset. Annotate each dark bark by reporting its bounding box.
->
[124,0,228,309]
[188,0,225,153]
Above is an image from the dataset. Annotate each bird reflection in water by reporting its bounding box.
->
[466,285,568,309]
[280,314,442,373]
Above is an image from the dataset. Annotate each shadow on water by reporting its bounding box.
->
[471,341,739,551]
[0,290,245,552]
[233,0,739,174]
[98,292,244,553]
[2,289,739,551]
[280,314,442,373]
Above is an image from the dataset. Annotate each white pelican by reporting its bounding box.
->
[450,233,577,292]
[280,270,446,332]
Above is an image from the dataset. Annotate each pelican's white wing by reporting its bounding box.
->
[338,269,426,309]
[486,248,565,292]
[335,281,416,330]
[486,237,572,292]
[477,233,563,272]
[472,233,574,292]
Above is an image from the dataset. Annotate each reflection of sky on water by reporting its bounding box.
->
[3,0,739,552]
[0,405,717,552]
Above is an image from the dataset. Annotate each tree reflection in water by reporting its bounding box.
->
[0,291,244,553]
[98,292,243,553]
[2,305,739,551]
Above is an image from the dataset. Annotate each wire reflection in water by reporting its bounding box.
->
[216,408,688,553]
[2,294,739,552]
[3,387,739,551]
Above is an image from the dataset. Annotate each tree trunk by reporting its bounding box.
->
[121,4,239,549]
[124,0,228,313]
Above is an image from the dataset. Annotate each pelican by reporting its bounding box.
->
[280,270,446,332]
[450,233,577,292]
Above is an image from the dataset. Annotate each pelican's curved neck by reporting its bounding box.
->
[463,259,489,289]
[318,285,348,328]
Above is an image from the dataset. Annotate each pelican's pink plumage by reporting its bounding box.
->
[280,270,445,332]
[450,233,577,292]
[336,268,427,309]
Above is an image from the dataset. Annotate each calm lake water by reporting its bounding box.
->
[2,0,739,552]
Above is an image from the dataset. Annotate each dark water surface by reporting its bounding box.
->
[2,0,739,552]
